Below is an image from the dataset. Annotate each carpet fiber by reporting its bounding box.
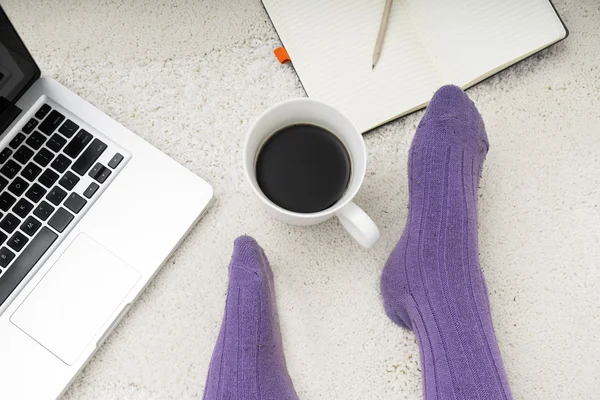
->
[2,1,598,399]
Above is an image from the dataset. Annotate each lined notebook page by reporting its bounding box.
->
[403,0,567,87]
[263,0,442,133]
[263,0,565,132]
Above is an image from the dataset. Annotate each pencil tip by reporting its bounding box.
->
[372,64,375,70]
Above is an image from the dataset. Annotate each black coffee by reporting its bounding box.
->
[256,124,351,213]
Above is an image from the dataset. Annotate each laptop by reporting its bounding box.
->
[0,6,213,399]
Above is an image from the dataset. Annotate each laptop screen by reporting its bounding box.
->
[0,6,40,124]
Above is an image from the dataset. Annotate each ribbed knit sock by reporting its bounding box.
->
[381,86,513,400]
[203,236,299,400]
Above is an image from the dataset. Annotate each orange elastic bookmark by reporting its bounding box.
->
[274,47,291,64]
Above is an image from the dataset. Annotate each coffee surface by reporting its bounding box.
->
[256,124,351,213]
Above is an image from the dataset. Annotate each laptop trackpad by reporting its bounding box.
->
[10,234,140,365]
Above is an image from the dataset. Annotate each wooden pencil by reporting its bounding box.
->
[372,0,394,69]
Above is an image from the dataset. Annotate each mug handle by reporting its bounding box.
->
[335,202,380,248]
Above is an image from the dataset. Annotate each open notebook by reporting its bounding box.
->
[262,0,568,133]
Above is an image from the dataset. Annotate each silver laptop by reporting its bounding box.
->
[0,7,213,399]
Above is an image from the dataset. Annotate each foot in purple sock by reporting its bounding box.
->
[203,236,299,400]
[381,86,513,400]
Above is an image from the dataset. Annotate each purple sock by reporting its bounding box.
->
[203,236,299,400]
[381,86,513,400]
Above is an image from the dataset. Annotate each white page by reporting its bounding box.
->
[263,0,443,132]
[402,0,567,86]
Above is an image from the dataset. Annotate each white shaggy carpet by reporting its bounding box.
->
[3,1,599,399]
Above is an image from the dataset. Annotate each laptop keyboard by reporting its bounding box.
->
[0,103,125,307]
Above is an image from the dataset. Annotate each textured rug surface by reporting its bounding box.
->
[2,1,598,399]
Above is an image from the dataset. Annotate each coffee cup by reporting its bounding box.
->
[243,98,380,248]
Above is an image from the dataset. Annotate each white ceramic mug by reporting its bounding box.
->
[243,98,380,248]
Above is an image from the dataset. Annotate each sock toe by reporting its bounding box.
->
[425,85,474,119]
[417,85,488,154]
[232,236,262,264]
[229,235,271,286]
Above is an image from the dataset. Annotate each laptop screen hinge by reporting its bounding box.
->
[0,103,23,136]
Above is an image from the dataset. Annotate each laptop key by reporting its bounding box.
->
[13,199,34,219]
[35,104,51,120]
[21,216,42,237]
[0,160,21,179]
[21,162,42,182]
[33,148,55,167]
[108,153,124,169]
[38,169,59,188]
[50,154,71,173]
[83,182,99,199]
[64,193,86,214]
[22,118,39,134]
[8,177,29,197]
[58,120,79,138]
[64,129,93,158]
[0,176,8,192]
[39,110,65,135]
[25,183,47,203]
[7,232,28,253]
[26,131,47,150]
[47,134,67,152]
[0,227,58,306]
[0,193,16,212]
[0,213,20,234]
[48,208,73,233]
[9,133,26,150]
[88,163,102,179]
[97,167,112,183]
[89,163,111,183]
[13,146,35,164]
[46,186,67,206]
[33,201,55,221]
[99,166,113,183]
[59,171,80,191]
[0,148,12,164]
[72,139,107,175]
[0,247,14,267]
